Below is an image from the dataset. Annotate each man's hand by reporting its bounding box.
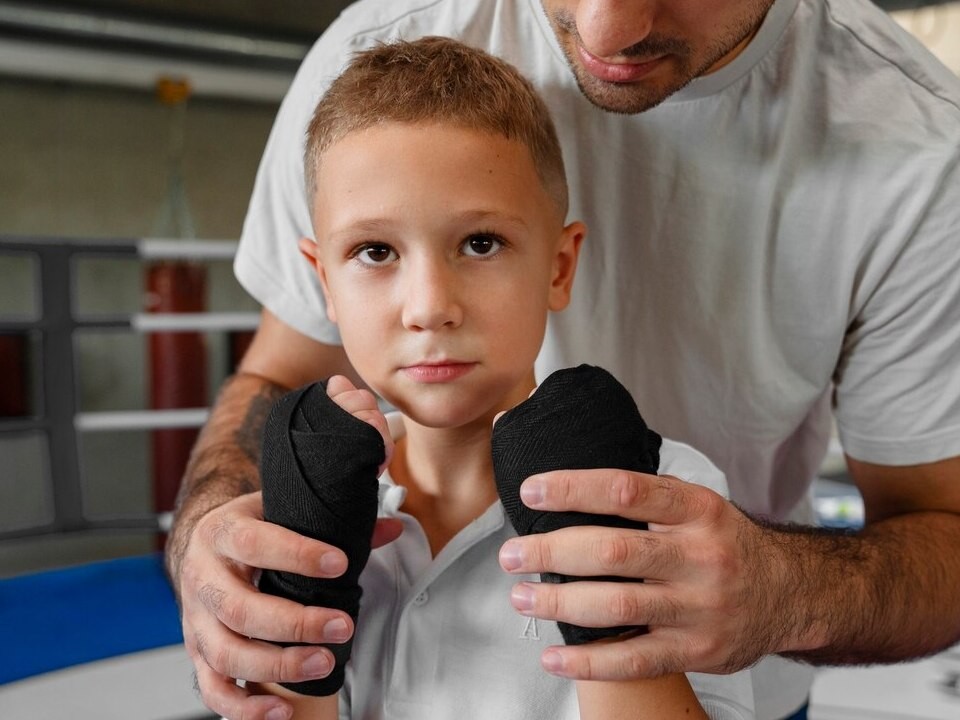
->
[500,470,800,680]
[498,456,960,681]
[181,491,350,719]
[497,469,775,680]
[180,491,403,719]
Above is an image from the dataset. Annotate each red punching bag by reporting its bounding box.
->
[146,262,207,518]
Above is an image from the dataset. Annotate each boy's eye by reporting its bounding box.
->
[355,244,397,265]
[462,233,504,257]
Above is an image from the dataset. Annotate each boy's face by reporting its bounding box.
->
[540,0,773,113]
[303,123,584,430]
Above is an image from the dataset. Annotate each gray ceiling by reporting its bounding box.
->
[23,0,357,40]
[0,0,362,83]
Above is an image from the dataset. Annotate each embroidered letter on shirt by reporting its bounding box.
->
[521,617,540,640]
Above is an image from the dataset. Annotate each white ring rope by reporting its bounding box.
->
[131,311,259,332]
[137,238,239,260]
[75,408,209,432]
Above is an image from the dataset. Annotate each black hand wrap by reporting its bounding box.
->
[491,364,661,645]
[258,381,385,696]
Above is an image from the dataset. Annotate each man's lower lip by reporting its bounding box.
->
[577,46,663,83]
[402,364,476,382]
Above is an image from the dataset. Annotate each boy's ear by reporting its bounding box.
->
[298,237,338,324]
[548,220,586,312]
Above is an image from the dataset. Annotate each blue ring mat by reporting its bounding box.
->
[0,553,183,684]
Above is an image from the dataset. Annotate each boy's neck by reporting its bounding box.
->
[390,418,500,557]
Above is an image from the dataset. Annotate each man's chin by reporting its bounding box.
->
[571,72,678,115]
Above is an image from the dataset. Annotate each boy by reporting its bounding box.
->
[251,37,754,719]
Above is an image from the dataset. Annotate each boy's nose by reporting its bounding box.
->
[401,261,463,332]
[575,0,655,59]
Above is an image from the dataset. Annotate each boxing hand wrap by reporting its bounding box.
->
[259,381,384,695]
[492,364,660,645]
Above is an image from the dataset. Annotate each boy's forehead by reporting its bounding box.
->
[314,121,564,222]
[313,123,563,234]
[315,122,533,187]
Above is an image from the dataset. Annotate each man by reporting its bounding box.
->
[165,1,960,719]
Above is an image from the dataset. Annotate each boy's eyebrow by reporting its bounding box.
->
[455,208,531,230]
[326,218,394,242]
[326,209,532,241]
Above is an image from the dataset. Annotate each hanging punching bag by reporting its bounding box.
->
[146,262,207,520]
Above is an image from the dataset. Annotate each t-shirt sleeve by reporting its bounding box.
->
[659,438,730,500]
[833,155,960,466]
[233,23,367,345]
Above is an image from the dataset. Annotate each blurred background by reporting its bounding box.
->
[0,0,358,574]
[0,1,958,718]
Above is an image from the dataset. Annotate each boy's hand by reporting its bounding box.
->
[254,375,395,696]
[324,374,395,476]
[181,372,401,720]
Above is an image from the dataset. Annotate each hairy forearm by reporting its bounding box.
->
[761,511,960,665]
[164,373,287,596]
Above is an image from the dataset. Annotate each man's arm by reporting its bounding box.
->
[781,454,960,664]
[498,455,960,680]
[165,309,368,720]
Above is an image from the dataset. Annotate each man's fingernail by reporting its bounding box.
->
[543,649,567,675]
[266,706,292,720]
[322,617,351,643]
[302,651,332,679]
[520,478,545,507]
[499,542,523,571]
[510,583,535,612]
[319,552,346,576]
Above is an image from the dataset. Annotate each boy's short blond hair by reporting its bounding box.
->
[304,36,568,217]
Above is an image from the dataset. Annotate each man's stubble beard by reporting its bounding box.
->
[549,2,772,115]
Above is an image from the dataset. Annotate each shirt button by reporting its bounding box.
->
[413,590,429,607]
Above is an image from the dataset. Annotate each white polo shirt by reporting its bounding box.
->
[339,414,756,720]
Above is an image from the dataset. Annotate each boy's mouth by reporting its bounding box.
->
[401,361,477,383]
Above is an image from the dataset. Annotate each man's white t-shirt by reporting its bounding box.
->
[235,0,960,716]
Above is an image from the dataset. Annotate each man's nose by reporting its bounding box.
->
[575,0,655,59]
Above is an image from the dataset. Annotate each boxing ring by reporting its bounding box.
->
[0,236,253,718]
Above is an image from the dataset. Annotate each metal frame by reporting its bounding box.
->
[0,236,255,541]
